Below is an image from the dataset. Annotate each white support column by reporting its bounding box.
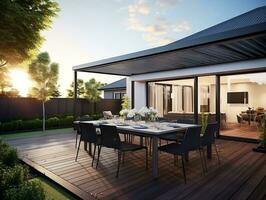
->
[134,81,146,109]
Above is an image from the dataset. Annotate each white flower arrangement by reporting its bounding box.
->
[127,108,138,118]
[119,109,129,117]
[149,107,158,117]
[138,106,150,117]
[121,107,158,121]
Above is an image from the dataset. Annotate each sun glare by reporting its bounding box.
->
[9,70,32,97]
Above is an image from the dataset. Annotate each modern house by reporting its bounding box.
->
[99,78,126,99]
[73,6,266,142]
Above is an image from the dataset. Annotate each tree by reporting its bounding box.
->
[84,78,105,102]
[121,95,130,109]
[28,52,59,131]
[0,88,20,97]
[67,79,85,98]
[0,67,12,93]
[0,0,59,67]
[51,84,61,97]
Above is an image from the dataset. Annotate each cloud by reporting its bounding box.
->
[143,34,174,46]
[128,15,168,36]
[128,0,150,15]
[156,0,182,8]
[126,0,191,46]
[173,21,191,32]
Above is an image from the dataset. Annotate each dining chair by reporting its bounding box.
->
[236,115,244,126]
[73,122,81,148]
[75,122,101,167]
[158,126,205,183]
[200,123,220,171]
[159,118,195,146]
[97,125,148,177]
[176,118,195,124]
[103,111,113,119]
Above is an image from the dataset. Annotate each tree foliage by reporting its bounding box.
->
[0,67,20,97]
[0,67,12,93]
[67,79,85,98]
[28,52,59,101]
[121,95,130,109]
[28,52,59,131]
[258,114,266,148]
[84,78,105,102]
[0,0,59,67]
[51,84,61,97]
[67,78,105,101]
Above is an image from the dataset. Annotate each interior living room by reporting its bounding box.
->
[220,72,266,139]
[147,72,266,140]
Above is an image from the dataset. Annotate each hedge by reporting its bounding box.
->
[0,114,103,133]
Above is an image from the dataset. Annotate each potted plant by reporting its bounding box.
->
[201,112,209,135]
[253,114,266,153]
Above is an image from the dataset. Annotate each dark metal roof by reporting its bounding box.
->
[100,78,126,90]
[73,6,266,76]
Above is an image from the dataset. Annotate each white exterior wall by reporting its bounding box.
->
[127,59,266,110]
[134,81,146,109]
[126,77,132,108]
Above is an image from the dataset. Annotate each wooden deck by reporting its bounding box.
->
[6,130,266,200]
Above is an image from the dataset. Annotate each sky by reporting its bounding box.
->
[38,0,266,96]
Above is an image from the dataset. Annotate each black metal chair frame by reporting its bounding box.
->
[75,122,101,167]
[158,126,205,183]
[73,123,81,148]
[200,123,221,172]
[97,125,148,177]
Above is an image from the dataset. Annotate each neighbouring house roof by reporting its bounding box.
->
[73,6,266,76]
[99,78,126,91]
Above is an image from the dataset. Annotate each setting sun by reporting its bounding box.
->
[9,70,32,97]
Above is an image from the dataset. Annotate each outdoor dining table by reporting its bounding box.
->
[74,120,212,178]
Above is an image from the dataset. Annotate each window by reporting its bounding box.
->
[114,92,126,99]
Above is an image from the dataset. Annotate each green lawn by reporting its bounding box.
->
[0,128,73,140]
[31,177,78,200]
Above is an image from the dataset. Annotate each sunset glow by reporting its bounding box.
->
[10,70,32,97]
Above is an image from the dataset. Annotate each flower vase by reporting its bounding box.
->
[134,114,141,122]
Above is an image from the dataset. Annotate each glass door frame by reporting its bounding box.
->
[144,70,265,142]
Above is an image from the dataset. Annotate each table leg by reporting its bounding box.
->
[89,142,92,156]
[152,136,159,178]
[207,143,212,159]
[185,152,189,162]
[140,136,143,146]
[84,142,87,151]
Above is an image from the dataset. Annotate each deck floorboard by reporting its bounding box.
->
[5,131,266,200]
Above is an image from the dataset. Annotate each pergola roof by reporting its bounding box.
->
[73,6,266,76]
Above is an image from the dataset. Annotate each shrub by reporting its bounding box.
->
[0,121,15,132]
[4,180,45,200]
[0,140,18,167]
[0,115,77,132]
[58,115,74,127]
[91,113,103,120]
[46,117,60,128]
[20,119,42,130]
[0,165,27,189]
[0,142,45,200]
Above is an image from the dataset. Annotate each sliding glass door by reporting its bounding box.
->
[148,79,194,119]
[219,72,266,140]
[198,76,216,123]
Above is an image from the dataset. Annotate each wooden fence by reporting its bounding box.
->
[0,97,122,122]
